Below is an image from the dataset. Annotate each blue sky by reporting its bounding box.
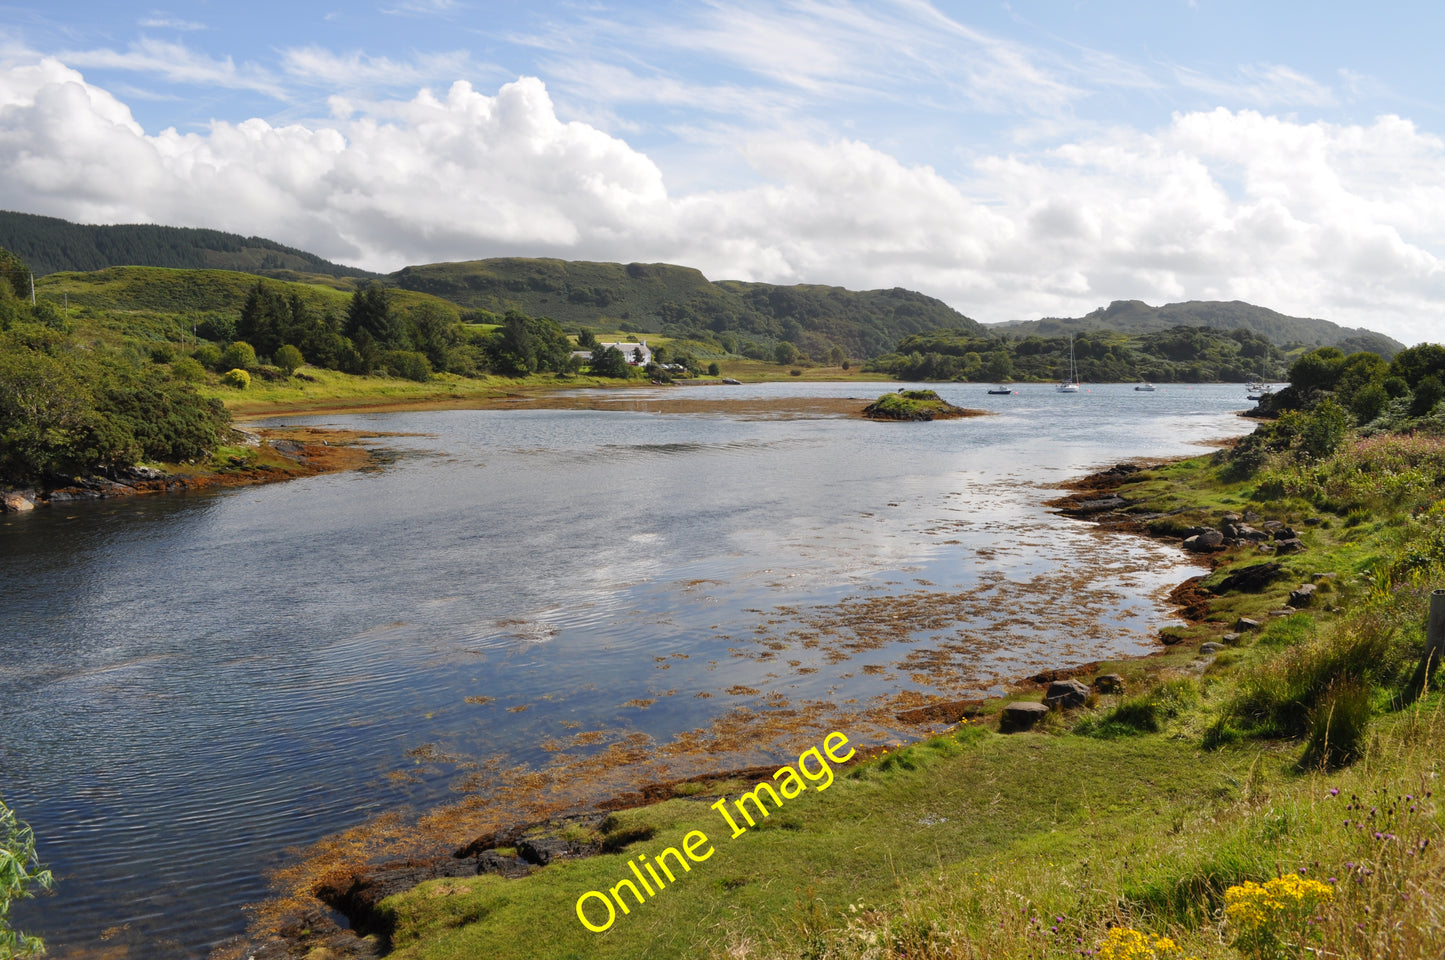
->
[2,2,1443,342]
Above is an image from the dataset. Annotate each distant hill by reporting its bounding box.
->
[990,299,1404,359]
[0,210,376,281]
[387,258,984,359]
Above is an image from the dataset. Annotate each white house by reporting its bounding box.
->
[581,340,652,365]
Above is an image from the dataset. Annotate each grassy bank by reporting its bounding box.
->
[372,433,1445,960]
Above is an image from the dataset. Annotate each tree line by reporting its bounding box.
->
[862,326,1287,383]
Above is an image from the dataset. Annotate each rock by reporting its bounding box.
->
[1043,678,1090,709]
[999,701,1050,732]
[1303,516,1323,526]
[477,850,531,878]
[1221,512,1243,524]
[517,835,594,865]
[1311,571,1338,581]
[1273,527,1299,541]
[1220,522,1238,539]
[1288,583,1318,607]
[1,490,36,513]
[1235,617,1262,632]
[1200,641,1226,654]
[1093,674,1126,694]
[1070,496,1129,514]
[122,464,166,481]
[1212,562,1282,593]
[1262,520,1284,532]
[1183,530,1225,552]
[1222,632,1242,643]
[1243,510,1261,523]
[1235,524,1271,541]
[1269,608,1296,617]
[1275,537,1306,553]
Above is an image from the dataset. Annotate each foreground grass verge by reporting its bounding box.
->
[376,433,1445,960]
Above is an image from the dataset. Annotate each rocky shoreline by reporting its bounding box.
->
[223,456,1246,960]
[1,427,378,514]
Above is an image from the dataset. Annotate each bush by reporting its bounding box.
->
[382,350,432,382]
[1,799,52,958]
[221,368,251,389]
[170,357,206,382]
[707,361,720,377]
[219,341,257,372]
[192,343,222,371]
[273,344,304,376]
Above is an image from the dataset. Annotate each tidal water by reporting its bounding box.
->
[0,381,1256,957]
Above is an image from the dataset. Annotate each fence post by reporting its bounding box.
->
[1405,588,1445,704]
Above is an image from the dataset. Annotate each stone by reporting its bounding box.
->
[1200,641,1226,655]
[1273,527,1299,541]
[1275,537,1306,553]
[1235,524,1271,541]
[1222,632,1242,643]
[1270,608,1296,617]
[1212,562,1282,593]
[1,491,35,513]
[1235,617,1262,632]
[1261,520,1284,531]
[999,701,1049,733]
[1183,529,1225,552]
[1221,512,1243,524]
[1289,583,1318,607]
[517,835,589,866]
[1043,678,1090,709]
[1243,510,1261,523]
[1093,674,1126,694]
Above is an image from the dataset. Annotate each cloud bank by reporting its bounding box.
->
[2,55,1442,343]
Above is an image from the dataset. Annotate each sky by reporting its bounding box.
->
[2,2,1443,343]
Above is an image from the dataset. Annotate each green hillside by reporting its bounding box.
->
[865,325,1289,382]
[386,258,984,359]
[991,299,1405,358]
[37,266,446,319]
[0,210,376,280]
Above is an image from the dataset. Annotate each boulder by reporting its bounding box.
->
[999,701,1049,733]
[1221,512,1243,524]
[1043,678,1090,709]
[1235,617,1262,632]
[1288,583,1318,607]
[1212,562,1282,593]
[517,835,593,865]
[1243,510,1261,523]
[1222,632,1242,643]
[1262,520,1284,532]
[1275,537,1306,553]
[1200,641,1227,655]
[1,491,36,513]
[1093,674,1126,694]
[1273,527,1299,541]
[1183,530,1225,552]
[1235,524,1271,541]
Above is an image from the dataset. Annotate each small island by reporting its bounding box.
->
[863,388,981,421]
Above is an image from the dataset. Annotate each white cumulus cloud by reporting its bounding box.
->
[1,57,1443,344]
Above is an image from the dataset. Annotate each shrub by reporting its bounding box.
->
[707,361,720,377]
[382,350,432,382]
[273,344,304,376]
[221,368,251,389]
[219,341,257,371]
[192,343,222,370]
[0,799,52,959]
[170,357,206,382]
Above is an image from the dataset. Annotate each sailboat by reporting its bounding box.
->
[1056,335,1080,393]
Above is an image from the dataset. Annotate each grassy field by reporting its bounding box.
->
[373,436,1445,960]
